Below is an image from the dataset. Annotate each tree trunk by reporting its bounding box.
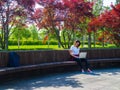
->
[62,30,67,48]
[93,32,96,48]
[4,25,9,50]
[81,35,84,48]
[88,33,91,48]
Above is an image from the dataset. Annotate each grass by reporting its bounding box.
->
[7,44,119,51]
[8,45,64,50]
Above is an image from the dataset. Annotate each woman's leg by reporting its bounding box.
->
[81,58,92,72]
[73,58,84,72]
[81,58,89,69]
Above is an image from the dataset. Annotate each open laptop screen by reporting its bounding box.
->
[79,52,87,59]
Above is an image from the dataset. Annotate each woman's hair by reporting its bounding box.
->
[73,40,81,47]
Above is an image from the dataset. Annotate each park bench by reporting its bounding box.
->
[0,49,120,79]
[0,57,120,76]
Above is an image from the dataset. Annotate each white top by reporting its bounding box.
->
[70,45,80,55]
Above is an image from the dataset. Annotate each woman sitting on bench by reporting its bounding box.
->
[69,40,92,73]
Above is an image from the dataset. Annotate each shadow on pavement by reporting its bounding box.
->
[0,72,84,90]
[0,68,120,90]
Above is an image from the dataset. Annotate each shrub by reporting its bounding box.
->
[8,40,59,45]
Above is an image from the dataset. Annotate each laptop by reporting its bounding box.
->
[79,52,87,59]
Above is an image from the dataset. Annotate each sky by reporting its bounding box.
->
[35,0,117,8]
[103,0,116,6]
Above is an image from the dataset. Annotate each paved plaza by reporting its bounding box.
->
[0,68,120,90]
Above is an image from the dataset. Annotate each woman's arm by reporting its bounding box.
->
[69,50,79,58]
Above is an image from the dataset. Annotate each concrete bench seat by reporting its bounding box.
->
[0,61,76,76]
[89,58,120,62]
[0,49,120,80]
[0,58,120,76]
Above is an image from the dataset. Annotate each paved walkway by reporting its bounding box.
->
[0,68,120,90]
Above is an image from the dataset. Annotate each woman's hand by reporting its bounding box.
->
[74,56,79,58]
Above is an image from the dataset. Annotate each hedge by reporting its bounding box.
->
[8,40,59,45]
[8,40,103,45]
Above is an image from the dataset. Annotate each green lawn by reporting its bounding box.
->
[8,45,64,50]
[8,44,118,50]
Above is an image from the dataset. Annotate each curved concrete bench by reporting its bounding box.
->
[0,49,120,80]
[0,58,120,76]
[0,61,76,75]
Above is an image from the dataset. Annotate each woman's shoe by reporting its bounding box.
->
[81,69,85,73]
[87,68,92,73]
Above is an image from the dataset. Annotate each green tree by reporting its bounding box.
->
[116,0,120,4]
[11,25,31,48]
[88,0,106,48]
[29,25,39,40]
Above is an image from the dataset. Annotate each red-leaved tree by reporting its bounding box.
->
[33,0,93,48]
[88,3,120,47]
[0,0,35,50]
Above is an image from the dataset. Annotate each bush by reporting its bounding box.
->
[9,40,92,46]
[8,40,59,45]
